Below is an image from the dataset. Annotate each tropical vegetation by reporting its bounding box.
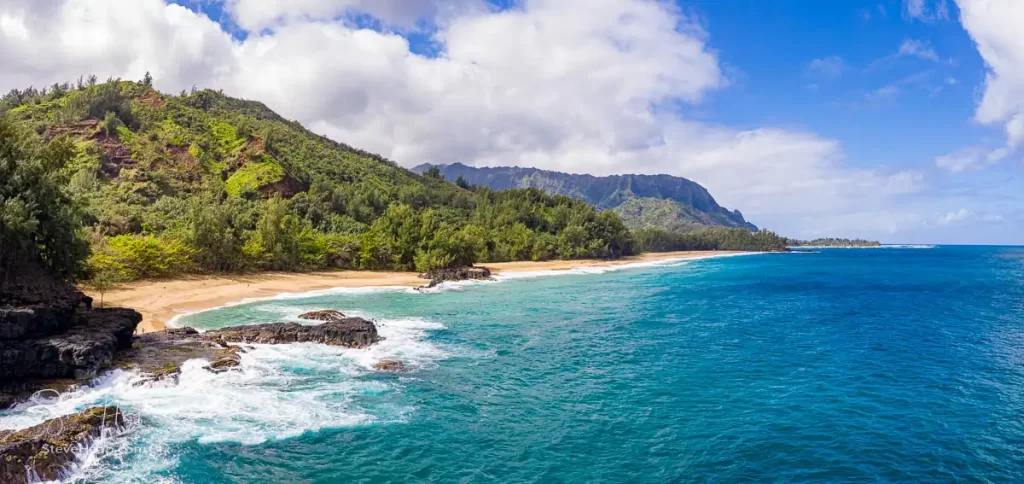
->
[1,77,638,282]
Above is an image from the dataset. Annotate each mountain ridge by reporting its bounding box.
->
[413,163,757,232]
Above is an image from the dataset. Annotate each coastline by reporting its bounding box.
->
[84,250,746,333]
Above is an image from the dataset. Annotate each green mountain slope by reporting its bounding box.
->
[413,163,758,232]
[1,79,636,280]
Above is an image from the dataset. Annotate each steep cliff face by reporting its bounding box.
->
[414,163,757,232]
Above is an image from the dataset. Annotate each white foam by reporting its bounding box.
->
[168,253,760,324]
[493,252,757,281]
[786,245,937,248]
[166,285,410,327]
[1,311,448,483]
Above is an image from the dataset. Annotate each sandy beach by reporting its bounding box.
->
[84,251,742,333]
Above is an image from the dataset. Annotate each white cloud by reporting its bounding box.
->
[0,0,234,94]
[897,39,939,61]
[937,208,970,225]
[904,0,950,22]
[0,0,927,237]
[806,56,845,79]
[934,145,1008,172]
[956,0,1024,152]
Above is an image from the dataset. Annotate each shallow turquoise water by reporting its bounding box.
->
[4,247,1024,482]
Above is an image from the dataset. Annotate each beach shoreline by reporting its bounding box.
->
[84,251,747,333]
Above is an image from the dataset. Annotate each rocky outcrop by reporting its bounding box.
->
[0,406,126,484]
[419,266,494,288]
[1,308,139,381]
[298,310,346,322]
[210,317,380,348]
[1,258,142,410]
[373,360,405,372]
[114,317,380,384]
[114,327,242,384]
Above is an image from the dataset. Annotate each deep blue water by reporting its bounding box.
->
[4,247,1024,482]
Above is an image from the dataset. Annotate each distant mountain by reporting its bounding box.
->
[413,163,757,232]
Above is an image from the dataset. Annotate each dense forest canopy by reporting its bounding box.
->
[0,119,89,279]
[0,77,642,282]
[784,238,881,247]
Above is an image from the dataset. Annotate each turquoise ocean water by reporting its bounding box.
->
[2,246,1024,482]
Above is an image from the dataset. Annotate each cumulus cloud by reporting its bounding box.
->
[956,0,1024,150]
[0,0,234,93]
[0,0,926,237]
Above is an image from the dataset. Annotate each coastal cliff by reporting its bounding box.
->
[0,258,142,409]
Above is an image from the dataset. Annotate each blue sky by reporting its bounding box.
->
[695,1,984,165]
[2,0,1021,244]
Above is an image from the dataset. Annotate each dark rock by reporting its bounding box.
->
[0,257,91,311]
[0,257,140,410]
[0,308,141,381]
[207,349,242,373]
[373,360,405,372]
[419,266,494,288]
[166,327,199,336]
[210,317,380,348]
[0,406,126,484]
[0,306,75,340]
[114,327,241,382]
[297,310,347,322]
[0,379,83,413]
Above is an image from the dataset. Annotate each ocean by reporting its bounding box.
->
[3,246,1024,482]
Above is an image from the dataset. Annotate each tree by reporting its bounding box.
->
[142,71,153,87]
[455,175,471,190]
[0,119,89,280]
[87,263,127,308]
[424,166,444,181]
[101,111,122,137]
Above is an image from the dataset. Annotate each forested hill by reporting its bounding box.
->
[412,163,757,233]
[0,77,639,282]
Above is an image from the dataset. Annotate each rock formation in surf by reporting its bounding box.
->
[419,266,494,289]
[297,309,347,322]
[0,406,127,484]
[210,317,380,347]
[373,360,406,372]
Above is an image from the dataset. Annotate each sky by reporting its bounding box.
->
[0,0,1021,244]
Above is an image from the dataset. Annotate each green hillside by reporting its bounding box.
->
[0,77,637,281]
[413,163,758,232]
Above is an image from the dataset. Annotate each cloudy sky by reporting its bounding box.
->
[0,0,1021,243]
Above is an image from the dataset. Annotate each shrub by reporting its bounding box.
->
[94,234,196,279]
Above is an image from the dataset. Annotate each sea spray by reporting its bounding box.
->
[0,312,451,483]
